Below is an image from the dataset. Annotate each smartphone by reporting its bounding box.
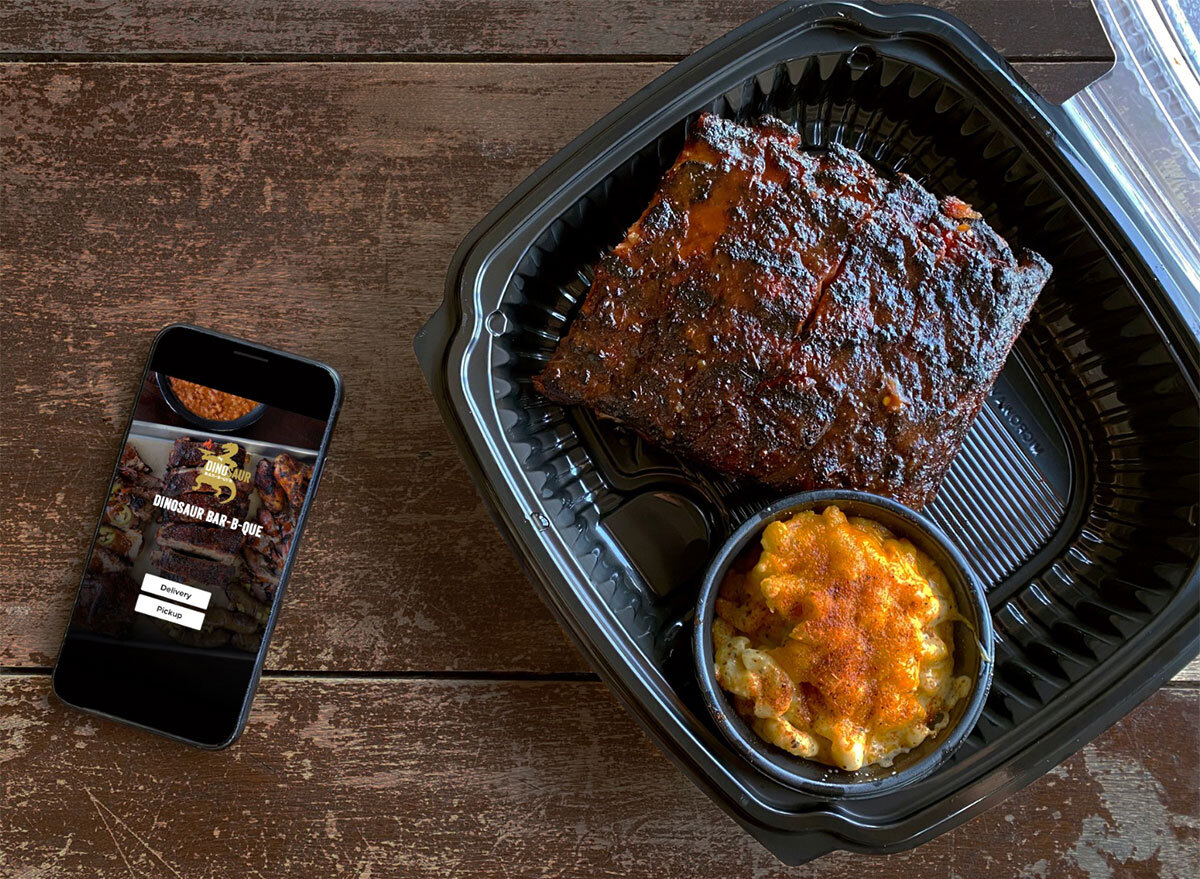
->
[53,324,342,747]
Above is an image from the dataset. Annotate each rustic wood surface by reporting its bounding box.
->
[2,678,1196,877]
[1,1,1112,61]
[0,1,1195,876]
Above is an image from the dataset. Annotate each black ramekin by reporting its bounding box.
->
[693,489,994,799]
[156,372,267,434]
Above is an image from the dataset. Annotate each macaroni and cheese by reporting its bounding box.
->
[713,505,971,771]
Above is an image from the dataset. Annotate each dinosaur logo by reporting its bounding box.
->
[193,442,244,504]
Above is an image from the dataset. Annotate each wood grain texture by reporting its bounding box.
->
[0,677,1195,877]
[0,0,1114,61]
[0,3,1191,871]
[0,61,1177,675]
[1,61,641,673]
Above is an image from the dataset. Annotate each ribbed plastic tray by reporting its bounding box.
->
[416,0,1199,863]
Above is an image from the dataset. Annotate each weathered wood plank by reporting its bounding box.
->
[0,677,1194,876]
[0,62,1173,674]
[0,1,1113,61]
[1,62,648,673]
[1018,60,1110,102]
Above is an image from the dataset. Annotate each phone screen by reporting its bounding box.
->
[54,326,339,746]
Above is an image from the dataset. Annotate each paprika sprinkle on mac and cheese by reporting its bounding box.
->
[712,504,971,771]
[168,377,259,422]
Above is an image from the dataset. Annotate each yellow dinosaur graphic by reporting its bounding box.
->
[193,442,242,504]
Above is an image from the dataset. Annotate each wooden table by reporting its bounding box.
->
[2,2,1196,875]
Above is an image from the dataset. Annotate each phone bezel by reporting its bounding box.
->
[51,323,343,748]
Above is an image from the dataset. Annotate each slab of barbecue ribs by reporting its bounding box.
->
[534,114,1052,509]
[75,443,160,637]
[151,437,259,649]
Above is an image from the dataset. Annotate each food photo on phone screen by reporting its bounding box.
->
[54,325,341,747]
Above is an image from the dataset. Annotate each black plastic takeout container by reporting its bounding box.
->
[693,490,995,798]
[415,0,1199,863]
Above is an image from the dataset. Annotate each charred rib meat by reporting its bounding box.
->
[162,468,252,503]
[155,521,246,561]
[88,546,129,576]
[75,442,159,636]
[535,114,1051,508]
[96,525,143,563]
[151,548,239,590]
[254,458,288,513]
[273,453,311,511]
[237,452,311,605]
[105,483,156,531]
[158,490,251,525]
[151,437,246,604]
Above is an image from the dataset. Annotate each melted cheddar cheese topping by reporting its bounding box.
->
[713,505,970,771]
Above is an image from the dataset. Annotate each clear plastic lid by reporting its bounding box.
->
[1064,0,1200,330]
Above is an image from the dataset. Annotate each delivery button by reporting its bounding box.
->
[140,572,212,610]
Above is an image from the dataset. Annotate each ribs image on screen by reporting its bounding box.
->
[534,114,1052,509]
[235,453,311,611]
[74,443,161,637]
[151,437,259,650]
